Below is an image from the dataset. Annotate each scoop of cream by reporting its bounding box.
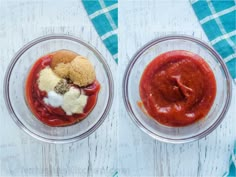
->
[62,87,88,115]
[38,67,61,92]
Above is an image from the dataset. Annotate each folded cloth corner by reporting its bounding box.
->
[82,0,118,64]
[223,141,236,177]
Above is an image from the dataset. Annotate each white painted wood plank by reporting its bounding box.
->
[0,1,117,177]
[119,0,236,176]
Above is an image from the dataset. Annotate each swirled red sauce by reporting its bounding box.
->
[25,55,100,127]
[139,50,216,127]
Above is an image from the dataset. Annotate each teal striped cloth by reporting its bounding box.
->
[82,0,118,64]
[191,1,236,176]
[191,0,236,81]
[223,142,236,177]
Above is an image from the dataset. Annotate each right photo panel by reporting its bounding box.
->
[119,0,236,177]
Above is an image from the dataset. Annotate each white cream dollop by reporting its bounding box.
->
[62,87,88,115]
[38,67,61,92]
[43,91,63,107]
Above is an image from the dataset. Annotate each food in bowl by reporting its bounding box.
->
[139,50,216,127]
[25,49,100,127]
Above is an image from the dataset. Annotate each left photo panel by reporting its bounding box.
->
[0,0,118,177]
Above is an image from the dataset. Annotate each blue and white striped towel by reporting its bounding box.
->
[191,0,236,81]
[82,0,118,64]
[191,1,236,176]
[223,142,236,177]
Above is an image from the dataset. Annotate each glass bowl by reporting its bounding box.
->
[123,35,232,143]
[4,34,114,143]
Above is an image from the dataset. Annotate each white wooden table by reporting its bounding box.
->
[0,0,235,177]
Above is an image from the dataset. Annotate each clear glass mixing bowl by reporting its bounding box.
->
[4,34,114,143]
[123,35,232,143]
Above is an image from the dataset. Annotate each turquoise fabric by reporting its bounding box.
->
[191,0,236,80]
[82,0,118,64]
[191,1,236,176]
[223,142,236,177]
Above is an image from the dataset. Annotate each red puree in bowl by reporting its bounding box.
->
[139,50,216,127]
[25,55,100,127]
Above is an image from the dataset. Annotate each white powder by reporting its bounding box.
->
[44,91,63,107]
[62,87,88,115]
[38,67,61,92]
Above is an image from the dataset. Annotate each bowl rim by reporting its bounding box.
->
[4,34,114,144]
[122,34,232,144]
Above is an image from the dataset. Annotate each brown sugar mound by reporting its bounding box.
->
[50,50,96,87]
[50,49,77,69]
[69,56,96,87]
[54,63,71,78]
